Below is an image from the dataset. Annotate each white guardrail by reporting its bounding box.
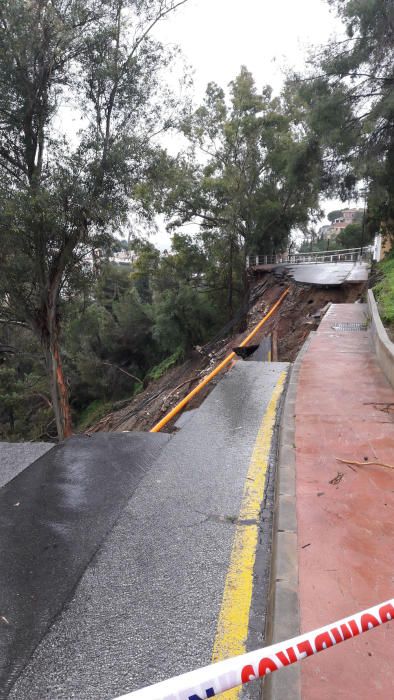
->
[246,247,372,267]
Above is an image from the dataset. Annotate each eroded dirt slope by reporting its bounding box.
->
[87,274,365,434]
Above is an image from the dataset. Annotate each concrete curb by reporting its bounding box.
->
[262,335,314,700]
[367,289,394,389]
[241,364,290,700]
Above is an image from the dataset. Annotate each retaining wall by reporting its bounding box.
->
[367,289,394,389]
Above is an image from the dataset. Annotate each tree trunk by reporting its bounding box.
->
[242,244,250,304]
[227,236,234,321]
[40,301,72,442]
[9,408,14,434]
[238,244,250,333]
[44,335,72,441]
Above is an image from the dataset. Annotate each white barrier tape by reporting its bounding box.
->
[113,599,394,700]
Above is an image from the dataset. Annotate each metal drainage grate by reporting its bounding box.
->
[332,322,367,331]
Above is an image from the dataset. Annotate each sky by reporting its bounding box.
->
[150,0,359,249]
[155,0,340,100]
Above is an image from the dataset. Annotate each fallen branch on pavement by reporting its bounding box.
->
[336,457,394,471]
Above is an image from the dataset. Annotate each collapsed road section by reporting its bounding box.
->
[89,268,366,436]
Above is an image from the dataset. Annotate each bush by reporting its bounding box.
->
[373,256,394,326]
[146,348,184,382]
[74,400,114,432]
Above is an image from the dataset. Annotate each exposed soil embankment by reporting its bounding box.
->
[88,273,365,434]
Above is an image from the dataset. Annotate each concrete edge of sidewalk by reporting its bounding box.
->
[367,289,394,389]
[262,334,315,700]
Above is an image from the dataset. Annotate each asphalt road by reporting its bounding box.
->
[0,442,53,488]
[283,261,369,286]
[0,432,169,698]
[7,361,288,700]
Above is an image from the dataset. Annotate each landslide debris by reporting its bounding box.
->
[87,273,365,434]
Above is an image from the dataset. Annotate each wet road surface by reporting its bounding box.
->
[0,432,169,698]
[7,362,288,700]
[0,442,53,489]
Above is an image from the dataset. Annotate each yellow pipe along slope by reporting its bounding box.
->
[150,287,289,433]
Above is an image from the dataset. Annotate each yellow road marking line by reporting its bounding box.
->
[211,371,287,699]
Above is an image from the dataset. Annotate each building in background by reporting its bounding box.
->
[319,208,364,241]
[342,208,361,224]
[109,251,136,267]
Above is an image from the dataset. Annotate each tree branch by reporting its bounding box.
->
[102,361,143,384]
[0,319,30,328]
[126,0,190,66]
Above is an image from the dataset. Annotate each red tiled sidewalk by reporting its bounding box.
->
[296,304,394,699]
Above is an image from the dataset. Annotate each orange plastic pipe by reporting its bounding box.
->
[150,287,290,432]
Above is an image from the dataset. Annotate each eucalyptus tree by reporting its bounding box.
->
[0,0,188,439]
[167,67,322,317]
[292,0,394,235]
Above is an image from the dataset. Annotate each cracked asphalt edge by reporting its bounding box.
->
[262,334,315,700]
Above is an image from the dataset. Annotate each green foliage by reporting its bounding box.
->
[299,236,331,253]
[63,266,156,409]
[74,400,114,433]
[336,222,373,248]
[373,256,394,326]
[0,230,230,439]
[294,1,394,229]
[152,284,220,353]
[0,328,53,440]
[164,67,323,317]
[131,233,226,346]
[0,0,189,439]
[146,348,184,382]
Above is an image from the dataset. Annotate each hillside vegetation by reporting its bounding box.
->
[1,0,394,440]
[373,256,394,332]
